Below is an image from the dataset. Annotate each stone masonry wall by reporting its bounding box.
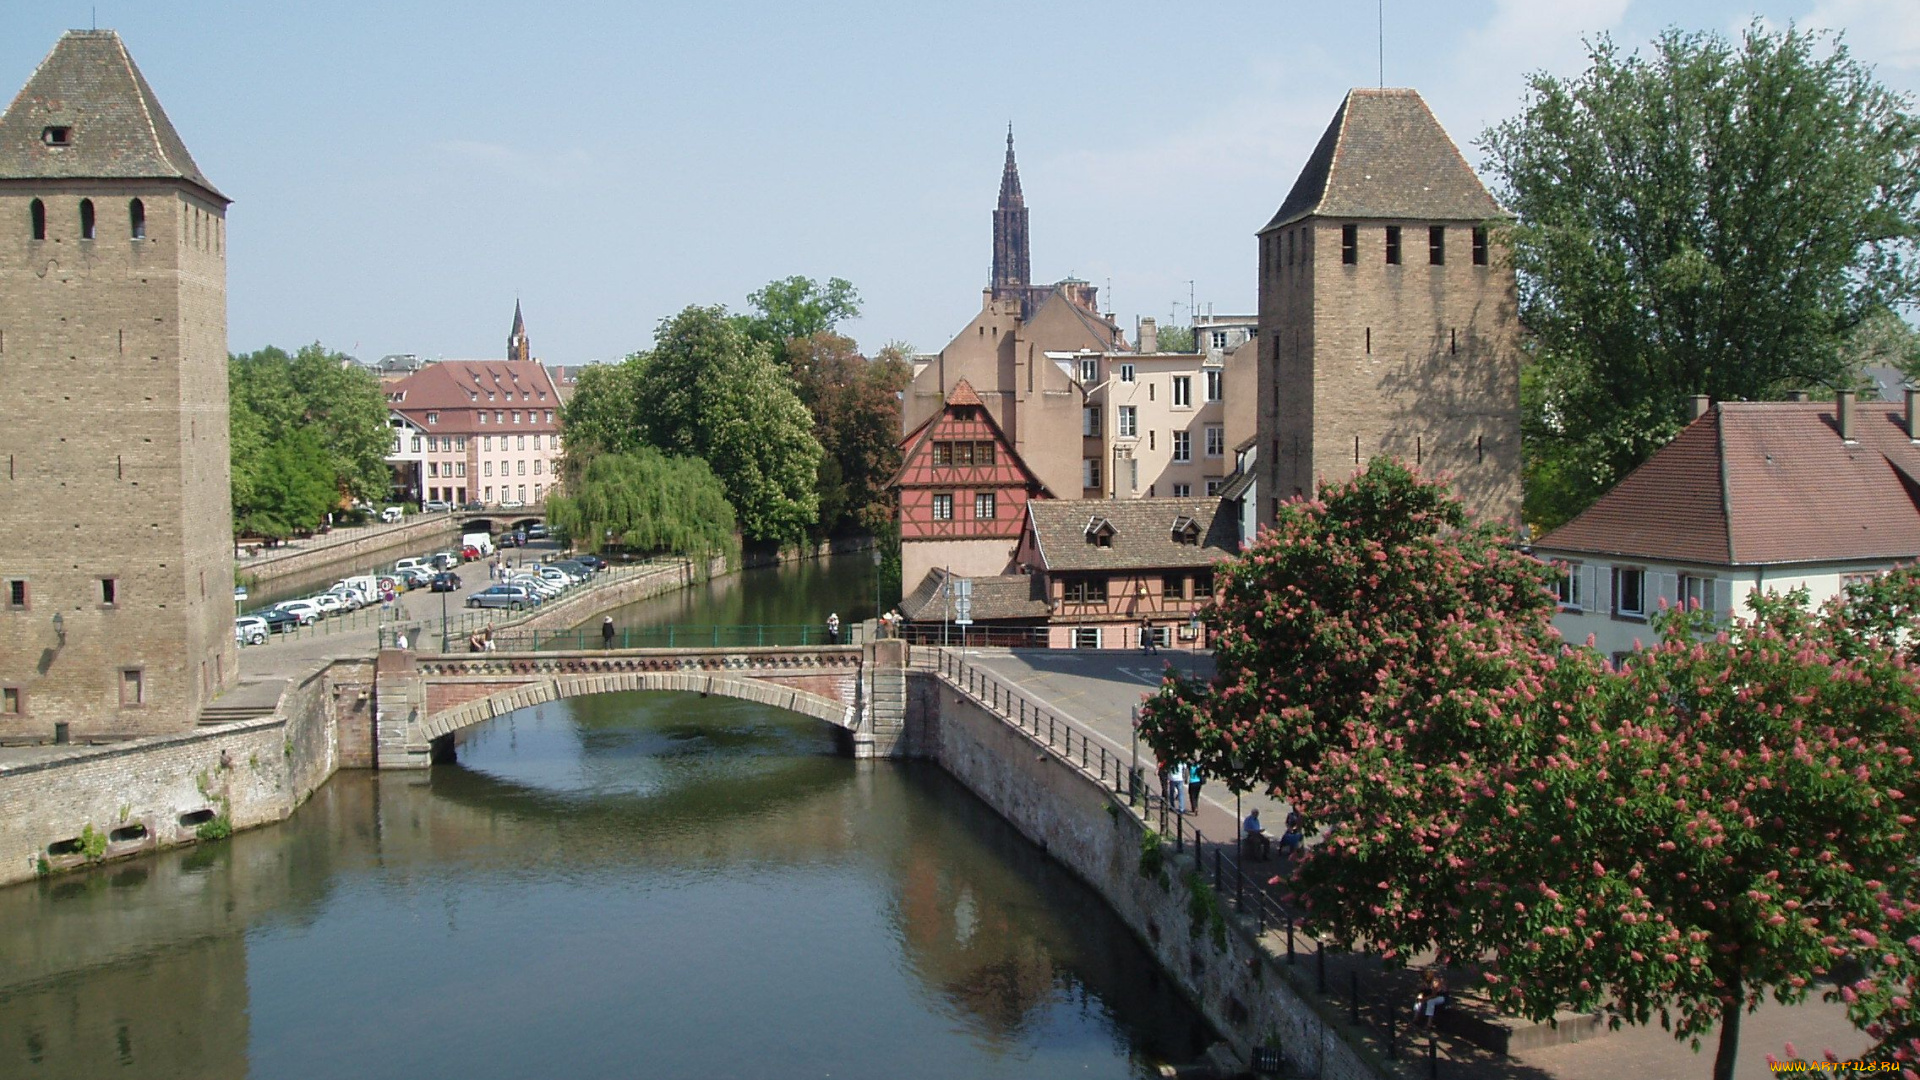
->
[0,657,362,889]
[917,671,1386,1080]
[236,514,463,588]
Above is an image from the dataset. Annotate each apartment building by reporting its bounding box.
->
[1067,318,1231,501]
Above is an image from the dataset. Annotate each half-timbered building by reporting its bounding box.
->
[1015,497,1235,650]
[895,379,1052,597]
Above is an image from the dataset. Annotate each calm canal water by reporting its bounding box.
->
[1,560,1212,1079]
[592,551,883,636]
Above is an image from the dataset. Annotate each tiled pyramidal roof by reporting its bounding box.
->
[0,30,223,199]
[1262,88,1503,231]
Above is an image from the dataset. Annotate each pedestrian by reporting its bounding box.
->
[601,615,616,649]
[1413,969,1449,1029]
[1167,761,1187,814]
[1140,619,1157,654]
[395,630,409,651]
[1186,762,1204,813]
[827,612,841,644]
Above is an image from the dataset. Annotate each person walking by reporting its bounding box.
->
[1139,619,1156,654]
[1167,761,1187,814]
[601,616,616,649]
[1186,763,1204,814]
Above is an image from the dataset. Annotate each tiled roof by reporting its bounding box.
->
[1261,88,1504,232]
[1028,498,1236,573]
[1536,401,1920,566]
[385,360,561,419]
[0,31,223,200]
[898,568,1050,623]
[1217,467,1257,502]
[947,378,983,407]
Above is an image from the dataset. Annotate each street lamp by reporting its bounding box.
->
[872,547,883,636]
[439,583,450,653]
[51,611,65,646]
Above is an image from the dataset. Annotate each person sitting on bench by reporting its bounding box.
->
[1242,810,1271,859]
[1413,969,1450,1029]
[1277,809,1306,857]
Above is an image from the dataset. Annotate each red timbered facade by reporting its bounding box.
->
[894,379,1052,595]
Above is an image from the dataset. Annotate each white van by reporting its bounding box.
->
[333,576,380,605]
[461,531,494,557]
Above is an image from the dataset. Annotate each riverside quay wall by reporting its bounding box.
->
[0,659,369,888]
[910,667,1387,1080]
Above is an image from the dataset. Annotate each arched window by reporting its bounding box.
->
[29,198,45,240]
[129,198,145,240]
[79,198,95,240]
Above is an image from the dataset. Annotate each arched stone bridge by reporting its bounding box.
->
[367,642,908,769]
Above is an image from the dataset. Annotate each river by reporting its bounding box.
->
[0,559,1214,1079]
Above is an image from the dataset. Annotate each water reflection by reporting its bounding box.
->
[593,553,881,633]
[0,690,1208,1079]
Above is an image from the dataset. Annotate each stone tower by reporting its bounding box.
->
[1255,88,1521,528]
[0,30,237,738]
[507,299,530,363]
[990,126,1030,300]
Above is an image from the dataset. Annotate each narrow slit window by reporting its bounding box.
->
[1429,225,1445,265]
[1472,226,1489,266]
[100,577,117,607]
[80,198,95,240]
[1385,226,1402,265]
[129,198,145,239]
[29,198,45,240]
[1340,224,1357,265]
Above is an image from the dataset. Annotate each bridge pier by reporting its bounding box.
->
[374,650,432,769]
[856,639,909,758]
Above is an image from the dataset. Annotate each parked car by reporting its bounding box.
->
[573,553,607,571]
[234,616,269,646]
[534,565,580,587]
[259,608,303,633]
[497,532,521,548]
[551,559,594,580]
[463,499,485,511]
[431,552,461,571]
[525,523,548,540]
[395,556,434,574]
[423,500,451,513]
[325,587,364,611]
[272,600,322,626]
[467,585,535,610]
[306,593,347,617]
[508,575,562,600]
[499,499,526,510]
[396,567,434,590]
[430,571,462,593]
[461,545,481,561]
[381,506,404,523]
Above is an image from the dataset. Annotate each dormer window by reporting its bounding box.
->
[1084,516,1115,547]
[426,411,439,424]
[1171,516,1201,546]
[42,126,71,147]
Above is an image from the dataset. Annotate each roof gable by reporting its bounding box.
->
[1262,88,1503,232]
[385,360,560,414]
[0,31,222,200]
[891,390,1052,496]
[1026,498,1235,572]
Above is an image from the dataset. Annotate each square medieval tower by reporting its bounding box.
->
[1256,88,1521,528]
[0,30,237,737]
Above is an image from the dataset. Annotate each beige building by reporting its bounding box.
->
[1067,321,1232,501]
[1256,88,1521,527]
[0,31,238,737]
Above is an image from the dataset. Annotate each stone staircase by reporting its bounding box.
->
[197,703,278,727]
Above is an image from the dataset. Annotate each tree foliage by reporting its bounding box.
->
[546,449,736,560]
[740,275,861,345]
[1483,24,1920,530]
[229,343,390,537]
[1141,460,1920,1080]
[784,332,910,534]
[1154,324,1196,353]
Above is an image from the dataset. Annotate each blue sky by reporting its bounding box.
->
[6,1,1916,364]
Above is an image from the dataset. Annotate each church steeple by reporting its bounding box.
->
[991,124,1030,293]
[507,300,530,363]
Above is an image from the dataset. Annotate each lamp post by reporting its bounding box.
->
[439,584,450,653]
[872,547,883,636]
[1129,704,1140,806]
[51,611,65,646]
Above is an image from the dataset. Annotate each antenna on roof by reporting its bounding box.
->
[1378,0,1385,88]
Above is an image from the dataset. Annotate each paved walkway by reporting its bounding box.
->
[942,646,1876,1080]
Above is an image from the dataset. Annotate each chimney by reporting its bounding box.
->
[1787,390,1810,402]
[1907,386,1919,442]
[1688,394,1710,421]
[1138,317,1158,354]
[1838,388,1857,442]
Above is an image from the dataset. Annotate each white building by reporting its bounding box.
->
[1064,318,1232,502]
[1533,392,1920,661]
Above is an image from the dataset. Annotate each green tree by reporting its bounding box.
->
[229,343,389,536]
[1483,24,1920,530]
[1154,324,1195,352]
[546,448,736,560]
[740,276,861,346]
[557,358,648,461]
[633,307,823,545]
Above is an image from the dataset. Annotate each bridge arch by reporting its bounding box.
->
[420,669,853,743]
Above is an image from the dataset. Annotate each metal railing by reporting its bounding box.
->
[260,601,414,642]
[478,623,853,652]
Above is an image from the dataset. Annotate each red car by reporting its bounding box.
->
[461,545,481,561]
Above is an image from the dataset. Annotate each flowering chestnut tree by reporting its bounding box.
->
[1142,460,1920,1080]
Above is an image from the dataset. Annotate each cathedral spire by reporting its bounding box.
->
[992,126,1030,294]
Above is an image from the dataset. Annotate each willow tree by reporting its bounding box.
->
[546,449,736,560]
